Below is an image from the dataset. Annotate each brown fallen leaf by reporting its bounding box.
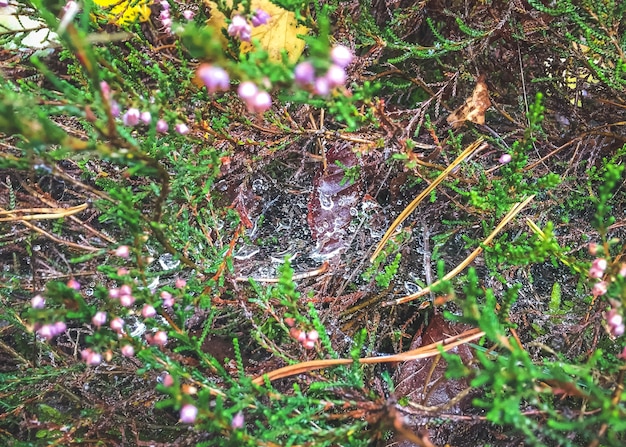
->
[447,75,491,129]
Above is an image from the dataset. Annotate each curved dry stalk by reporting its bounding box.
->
[370,139,487,262]
[384,195,535,306]
[0,203,88,221]
[252,328,484,385]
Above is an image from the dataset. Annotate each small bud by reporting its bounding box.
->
[306,330,319,342]
[110,317,125,333]
[227,14,252,42]
[142,304,157,318]
[331,45,353,68]
[115,245,130,259]
[499,153,512,164]
[92,311,107,327]
[119,294,135,307]
[31,294,45,309]
[284,317,295,327]
[238,81,258,101]
[250,91,272,113]
[593,281,608,297]
[38,324,54,340]
[180,404,198,424]
[151,330,168,346]
[197,64,230,93]
[121,345,134,357]
[251,9,270,27]
[314,77,330,96]
[156,119,169,133]
[140,111,152,125]
[294,61,315,86]
[175,278,186,289]
[53,321,67,335]
[67,278,80,290]
[162,373,174,387]
[175,123,189,135]
[231,411,245,429]
[122,108,140,126]
[325,64,347,88]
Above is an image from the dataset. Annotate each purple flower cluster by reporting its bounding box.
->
[196,64,273,113]
[31,274,185,366]
[227,9,271,42]
[294,45,354,95]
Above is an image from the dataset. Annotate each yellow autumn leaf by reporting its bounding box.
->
[204,0,308,63]
[92,0,151,27]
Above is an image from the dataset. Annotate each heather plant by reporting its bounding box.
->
[1,0,626,446]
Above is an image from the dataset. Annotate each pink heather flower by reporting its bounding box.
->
[159,10,169,21]
[593,281,608,297]
[290,327,306,342]
[156,119,168,133]
[161,17,172,28]
[31,294,45,309]
[110,101,121,118]
[174,123,189,135]
[284,317,295,327]
[182,10,194,20]
[37,324,55,340]
[119,294,135,307]
[119,284,133,296]
[162,373,174,387]
[175,278,186,289]
[588,242,599,255]
[620,347,626,360]
[92,311,107,327]
[0,1,9,8]
[122,108,140,126]
[249,91,272,113]
[607,310,622,329]
[499,153,512,164]
[197,64,230,94]
[294,61,315,86]
[100,81,111,99]
[325,64,347,88]
[306,330,319,342]
[81,348,102,365]
[117,267,129,276]
[87,351,102,365]
[121,344,134,357]
[589,258,608,278]
[151,330,168,346]
[108,288,120,299]
[160,291,174,307]
[160,0,169,10]
[238,81,258,101]
[115,245,130,259]
[53,321,67,335]
[251,9,270,27]
[619,263,626,278]
[314,76,330,96]
[140,111,152,125]
[67,278,80,290]
[180,404,198,424]
[110,317,125,333]
[330,45,353,68]
[142,304,157,318]
[303,339,316,349]
[227,14,252,42]
[231,411,245,429]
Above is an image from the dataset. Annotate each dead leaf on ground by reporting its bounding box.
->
[447,75,491,129]
[204,0,308,63]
